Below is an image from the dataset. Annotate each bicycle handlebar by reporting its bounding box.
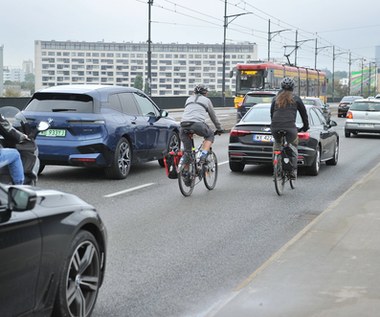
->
[214,129,230,135]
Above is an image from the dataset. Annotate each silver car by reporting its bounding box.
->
[345,99,380,137]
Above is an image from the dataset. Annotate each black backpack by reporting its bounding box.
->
[281,146,294,171]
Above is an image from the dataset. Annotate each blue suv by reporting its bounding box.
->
[23,85,180,179]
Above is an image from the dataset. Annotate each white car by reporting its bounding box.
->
[345,99,380,137]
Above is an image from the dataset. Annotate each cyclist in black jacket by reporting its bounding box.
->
[0,114,29,184]
[270,77,309,180]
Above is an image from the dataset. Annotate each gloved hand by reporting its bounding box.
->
[215,129,224,135]
[301,125,309,132]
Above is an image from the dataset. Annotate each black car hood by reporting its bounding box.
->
[33,187,94,209]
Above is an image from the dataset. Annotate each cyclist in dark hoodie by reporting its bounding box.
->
[179,84,223,165]
[270,77,309,180]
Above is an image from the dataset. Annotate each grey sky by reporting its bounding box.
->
[1,0,379,72]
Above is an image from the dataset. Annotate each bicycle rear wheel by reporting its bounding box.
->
[178,162,195,197]
[203,151,218,190]
[273,155,285,196]
[289,176,295,189]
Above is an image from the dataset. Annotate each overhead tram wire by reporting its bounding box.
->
[136,0,369,72]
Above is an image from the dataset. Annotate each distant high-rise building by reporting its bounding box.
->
[376,45,380,66]
[22,60,34,74]
[34,40,258,95]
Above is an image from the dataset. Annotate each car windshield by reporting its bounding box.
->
[25,93,94,113]
[244,95,275,104]
[350,102,380,111]
[302,99,316,105]
[0,186,8,210]
[341,96,362,103]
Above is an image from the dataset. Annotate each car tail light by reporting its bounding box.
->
[346,111,353,119]
[298,132,310,140]
[230,129,251,137]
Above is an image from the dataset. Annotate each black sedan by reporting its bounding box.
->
[228,103,339,175]
[0,185,107,317]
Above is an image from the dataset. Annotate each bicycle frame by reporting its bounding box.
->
[177,131,218,197]
[273,132,295,196]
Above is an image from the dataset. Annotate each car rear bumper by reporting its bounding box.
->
[345,122,380,134]
[37,139,112,167]
[228,143,273,164]
[228,144,316,166]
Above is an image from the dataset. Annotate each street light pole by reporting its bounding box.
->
[361,58,365,96]
[222,0,227,107]
[267,19,290,62]
[314,38,330,70]
[222,0,251,106]
[294,30,314,67]
[332,46,347,102]
[147,0,153,96]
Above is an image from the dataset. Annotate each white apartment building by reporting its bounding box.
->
[35,40,257,95]
[3,66,25,83]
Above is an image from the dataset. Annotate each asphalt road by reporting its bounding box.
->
[36,107,380,317]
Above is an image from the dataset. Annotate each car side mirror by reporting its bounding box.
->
[160,110,169,118]
[329,120,337,127]
[8,187,37,212]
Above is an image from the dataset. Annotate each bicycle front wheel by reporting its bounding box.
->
[203,151,218,190]
[273,155,285,196]
[178,162,195,197]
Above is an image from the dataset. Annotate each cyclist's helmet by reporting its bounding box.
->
[280,77,295,91]
[194,84,208,95]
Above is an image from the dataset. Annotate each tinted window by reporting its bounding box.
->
[309,108,323,126]
[25,93,94,113]
[133,93,160,116]
[108,94,123,112]
[313,107,326,124]
[118,93,140,115]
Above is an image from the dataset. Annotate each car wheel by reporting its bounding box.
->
[326,139,339,166]
[158,132,180,167]
[307,145,320,176]
[53,231,101,317]
[345,130,351,138]
[229,161,245,172]
[105,137,132,179]
[38,164,45,175]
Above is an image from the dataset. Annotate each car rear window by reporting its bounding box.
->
[340,96,362,103]
[25,93,94,113]
[350,102,380,111]
[243,107,271,122]
[244,95,275,104]
[302,100,315,105]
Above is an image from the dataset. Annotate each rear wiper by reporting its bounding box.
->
[52,108,77,112]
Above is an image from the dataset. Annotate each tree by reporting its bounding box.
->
[133,75,143,90]
[4,87,21,97]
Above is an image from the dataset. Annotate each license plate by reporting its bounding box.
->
[253,134,273,142]
[39,129,66,137]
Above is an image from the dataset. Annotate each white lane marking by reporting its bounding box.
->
[219,160,229,165]
[104,183,155,198]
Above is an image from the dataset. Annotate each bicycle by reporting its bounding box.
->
[272,130,296,196]
[177,130,222,197]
